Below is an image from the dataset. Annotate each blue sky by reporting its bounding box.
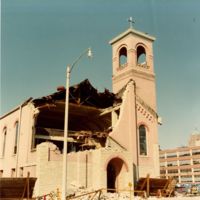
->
[1,0,200,149]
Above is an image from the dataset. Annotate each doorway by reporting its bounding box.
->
[106,157,127,192]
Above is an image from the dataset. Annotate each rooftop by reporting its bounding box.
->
[109,28,156,45]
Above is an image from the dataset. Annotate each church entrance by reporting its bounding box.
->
[107,161,116,192]
[106,157,128,192]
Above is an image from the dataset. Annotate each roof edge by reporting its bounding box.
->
[0,98,33,119]
[109,28,156,45]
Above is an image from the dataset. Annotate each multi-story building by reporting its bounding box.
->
[159,133,200,184]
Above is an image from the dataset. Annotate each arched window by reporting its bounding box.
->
[14,121,19,154]
[119,47,127,67]
[139,125,147,155]
[1,128,7,157]
[137,46,146,65]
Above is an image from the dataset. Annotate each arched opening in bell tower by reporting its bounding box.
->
[137,45,146,66]
[119,47,127,68]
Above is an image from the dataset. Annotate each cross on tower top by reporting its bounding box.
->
[128,17,135,28]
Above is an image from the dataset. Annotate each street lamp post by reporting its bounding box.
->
[62,48,92,200]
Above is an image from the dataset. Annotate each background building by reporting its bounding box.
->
[159,133,200,184]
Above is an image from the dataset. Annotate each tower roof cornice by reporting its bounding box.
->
[109,28,156,45]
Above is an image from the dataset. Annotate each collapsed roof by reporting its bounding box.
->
[32,79,122,131]
[31,79,122,151]
[33,79,121,108]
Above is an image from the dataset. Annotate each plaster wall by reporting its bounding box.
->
[110,81,138,165]
[35,142,133,196]
[111,33,154,76]
[109,80,159,178]
[0,103,36,177]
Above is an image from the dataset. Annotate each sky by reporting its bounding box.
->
[1,0,200,149]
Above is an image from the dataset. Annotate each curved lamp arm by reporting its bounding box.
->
[70,47,92,73]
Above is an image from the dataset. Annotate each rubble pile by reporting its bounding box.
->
[67,186,200,200]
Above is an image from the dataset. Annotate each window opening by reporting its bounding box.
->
[160,170,166,174]
[139,125,147,155]
[181,175,192,182]
[14,121,19,154]
[2,128,7,157]
[20,167,23,177]
[168,169,178,174]
[193,158,200,165]
[0,170,3,177]
[180,168,191,173]
[167,160,177,167]
[119,47,127,68]
[159,154,165,159]
[11,168,16,177]
[192,149,200,155]
[115,109,120,119]
[166,152,177,158]
[137,46,146,66]
[179,151,190,157]
[179,160,191,166]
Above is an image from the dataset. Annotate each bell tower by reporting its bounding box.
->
[109,21,160,178]
[109,23,156,110]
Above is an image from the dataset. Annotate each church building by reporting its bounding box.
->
[0,24,160,196]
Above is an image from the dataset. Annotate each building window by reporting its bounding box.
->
[168,169,178,174]
[20,167,23,177]
[192,149,200,156]
[159,154,165,159]
[179,151,190,157]
[179,159,191,166]
[193,168,200,173]
[1,128,7,157]
[180,168,191,173]
[137,46,146,66]
[139,125,147,156]
[194,175,200,182]
[160,170,166,174]
[193,158,200,165]
[0,170,3,177]
[119,47,127,68]
[166,152,177,158]
[160,162,166,167]
[11,168,16,177]
[14,121,19,154]
[167,160,177,167]
[173,176,179,182]
[181,175,192,183]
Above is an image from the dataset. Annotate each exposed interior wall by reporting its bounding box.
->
[32,101,112,153]
[109,81,138,167]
